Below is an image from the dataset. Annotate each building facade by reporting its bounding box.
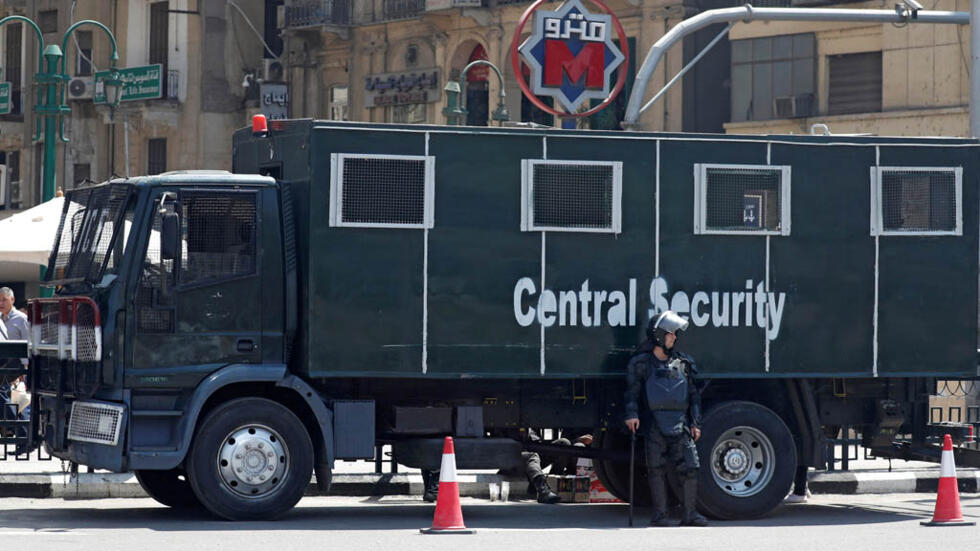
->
[723,0,972,136]
[0,0,275,299]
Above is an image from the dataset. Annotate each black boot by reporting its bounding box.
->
[421,470,439,503]
[532,475,561,504]
[648,474,672,527]
[679,477,708,527]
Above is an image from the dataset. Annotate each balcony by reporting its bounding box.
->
[382,0,425,21]
[285,0,352,27]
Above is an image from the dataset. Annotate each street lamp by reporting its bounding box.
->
[0,16,120,203]
[0,16,119,297]
[450,60,510,127]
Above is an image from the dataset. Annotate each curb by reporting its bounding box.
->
[1,470,977,499]
[809,470,980,494]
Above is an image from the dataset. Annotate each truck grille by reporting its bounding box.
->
[67,401,125,446]
[28,297,103,396]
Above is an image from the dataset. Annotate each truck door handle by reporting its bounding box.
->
[236,338,257,353]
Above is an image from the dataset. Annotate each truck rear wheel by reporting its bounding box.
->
[135,469,200,509]
[187,397,313,520]
[593,429,650,506]
[697,401,796,520]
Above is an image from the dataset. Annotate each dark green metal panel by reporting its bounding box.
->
[543,136,656,376]
[426,131,542,376]
[306,128,427,376]
[877,145,979,377]
[767,144,876,376]
[657,139,769,376]
[231,122,980,380]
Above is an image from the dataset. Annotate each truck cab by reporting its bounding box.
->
[28,172,330,518]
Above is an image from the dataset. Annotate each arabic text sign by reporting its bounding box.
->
[261,83,289,120]
[94,64,163,103]
[0,82,10,115]
[364,69,441,107]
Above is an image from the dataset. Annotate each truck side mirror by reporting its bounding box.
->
[160,211,180,261]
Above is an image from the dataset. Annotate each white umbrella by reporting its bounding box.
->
[0,197,65,265]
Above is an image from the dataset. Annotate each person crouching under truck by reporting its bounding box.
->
[624,311,708,527]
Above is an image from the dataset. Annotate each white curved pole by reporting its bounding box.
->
[623,5,969,129]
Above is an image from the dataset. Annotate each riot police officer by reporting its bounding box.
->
[624,311,708,527]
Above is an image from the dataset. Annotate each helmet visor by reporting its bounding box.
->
[656,310,689,334]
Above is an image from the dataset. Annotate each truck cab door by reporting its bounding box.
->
[127,188,263,390]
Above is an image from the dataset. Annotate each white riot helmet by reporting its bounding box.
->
[646,310,689,351]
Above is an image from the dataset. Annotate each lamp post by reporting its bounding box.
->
[445,60,510,127]
[0,16,121,203]
[0,16,120,296]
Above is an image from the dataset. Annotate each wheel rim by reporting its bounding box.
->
[216,424,289,498]
[709,425,775,498]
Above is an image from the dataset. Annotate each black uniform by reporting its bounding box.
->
[624,342,705,525]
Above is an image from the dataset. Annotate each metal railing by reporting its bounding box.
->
[166,69,179,100]
[285,0,352,27]
[382,0,425,21]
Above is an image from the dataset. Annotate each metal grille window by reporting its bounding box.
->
[329,154,435,228]
[694,164,791,235]
[137,198,176,333]
[828,52,882,116]
[871,167,961,236]
[521,160,622,233]
[180,192,258,285]
[731,33,815,122]
[5,23,23,116]
[75,31,93,76]
[149,2,169,75]
[147,138,167,175]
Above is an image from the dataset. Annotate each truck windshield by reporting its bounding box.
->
[46,183,135,289]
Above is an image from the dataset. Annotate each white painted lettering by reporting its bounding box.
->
[754,282,766,329]
[745,280,754,327]
[559,290,577,327]
[670,291,690,320]
[649,277,669,321]
[579,280,593,327]
[731,292,744,328]
[538,289,557,327]
[767,292,786,341]
[691,292,710,327]
[629,278,637,326]
[607,291,627,327]
[514,277,536,327]
[593,290,607,327]
[711,292,730,327]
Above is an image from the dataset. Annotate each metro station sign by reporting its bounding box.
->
[513,0,627,117]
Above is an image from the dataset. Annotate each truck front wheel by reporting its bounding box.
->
[135,469,200,509]
[187,397,314,520]
[697,401,796,519]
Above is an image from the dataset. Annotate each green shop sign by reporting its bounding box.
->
[95,64,163,103]
[0,82,10,115]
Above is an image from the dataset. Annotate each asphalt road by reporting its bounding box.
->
[0,494,978,550]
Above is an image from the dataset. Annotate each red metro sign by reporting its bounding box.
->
[510,0,629,119]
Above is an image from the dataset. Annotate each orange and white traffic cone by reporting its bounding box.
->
[921,434,975,527]
[420,436,476,535]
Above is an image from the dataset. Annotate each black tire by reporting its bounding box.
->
[696,401,796,520]
[135,469,201,509]
[186,397,313,521]
[594,428,651,506]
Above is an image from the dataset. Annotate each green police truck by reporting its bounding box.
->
[14,119,980,520]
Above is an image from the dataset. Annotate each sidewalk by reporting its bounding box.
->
[1,445,977,499]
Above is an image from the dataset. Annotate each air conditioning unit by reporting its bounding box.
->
[262,58,284,82]
[68,76,95,101]
[773,94,814,119]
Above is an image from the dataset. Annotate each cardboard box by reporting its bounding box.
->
[548,475,576,503]
[573,475,591,502]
